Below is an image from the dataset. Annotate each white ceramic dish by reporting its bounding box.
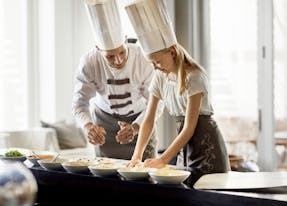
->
[117,167,157,181]
[94,157,128,165]
[88,161,125,177]
[26,151,57,166]
[37,158,66,171]
[148,169,191,184]
[61,161,90,174]
[88,166,118,177]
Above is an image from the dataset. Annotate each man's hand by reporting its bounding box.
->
[84,123,106,145]
[116,121,138,144]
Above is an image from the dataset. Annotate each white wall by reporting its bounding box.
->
[54,1,74,121]
[39,0,87,122]
[73,0,94,69]
[38,0,56,122]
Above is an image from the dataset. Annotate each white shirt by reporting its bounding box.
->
[149,69,214,116]
[72,43,154,128]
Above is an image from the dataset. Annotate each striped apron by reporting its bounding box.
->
[176,115,230,186]
[91,104,157,160]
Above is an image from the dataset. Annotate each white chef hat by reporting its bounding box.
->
[125,0,177,55]
[84,0,125,50]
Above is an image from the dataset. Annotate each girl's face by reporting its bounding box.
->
[100,45,128,69]
[147,48,177,74]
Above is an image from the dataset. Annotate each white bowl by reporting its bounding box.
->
[117,167,157,181]
[148,169,191,184]
[37,158,66,171]
[26,151,57,166]
[94,157,128,165]
[88,166,118,177]
[61,161,90,174]
[88,161,125,177]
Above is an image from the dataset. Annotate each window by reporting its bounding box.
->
[0,0,28,130]
[209,0,258,161]
[274,0,287,168]
[274,0,287,133]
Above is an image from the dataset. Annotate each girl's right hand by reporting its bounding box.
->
[126,158,141,167]
[84,123,106,145]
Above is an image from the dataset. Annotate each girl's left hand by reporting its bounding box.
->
[143,158,166,169]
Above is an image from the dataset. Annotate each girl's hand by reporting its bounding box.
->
[126,159,141,168]
[143,158,166,169]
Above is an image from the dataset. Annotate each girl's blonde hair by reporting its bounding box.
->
[173,43,201,95]
[150,43,202,95]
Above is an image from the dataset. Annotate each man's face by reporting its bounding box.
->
[100,45,128,69]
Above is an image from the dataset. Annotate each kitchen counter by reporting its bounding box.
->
[29,167,287,206]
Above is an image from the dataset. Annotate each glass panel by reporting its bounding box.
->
[0,1,27,130]
[274,0,287,169]
[209,0,258,165]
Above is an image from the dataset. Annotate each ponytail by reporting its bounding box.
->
[173,44,197,95]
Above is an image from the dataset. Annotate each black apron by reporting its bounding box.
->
[91,104,157,160]
[176,115,230,186]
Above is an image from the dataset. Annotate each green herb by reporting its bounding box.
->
[4,150,24,157]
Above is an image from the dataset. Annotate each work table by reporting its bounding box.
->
[29,166,287,206]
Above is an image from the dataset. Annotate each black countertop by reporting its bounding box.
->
[29,166,287,206]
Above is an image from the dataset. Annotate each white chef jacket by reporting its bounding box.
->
[72,43,155,129]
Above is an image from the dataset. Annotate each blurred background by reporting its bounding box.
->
[0,0,286,172]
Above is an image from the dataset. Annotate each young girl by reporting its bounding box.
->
[125,0,230,186]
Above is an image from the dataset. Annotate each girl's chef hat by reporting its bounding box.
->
[125,0,177,55]
[84,0,125,50]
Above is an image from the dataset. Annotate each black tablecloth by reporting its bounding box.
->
[29,167,287,206]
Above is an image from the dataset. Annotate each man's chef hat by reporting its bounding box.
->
[125,0,177,55]
[84,0,125,50]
